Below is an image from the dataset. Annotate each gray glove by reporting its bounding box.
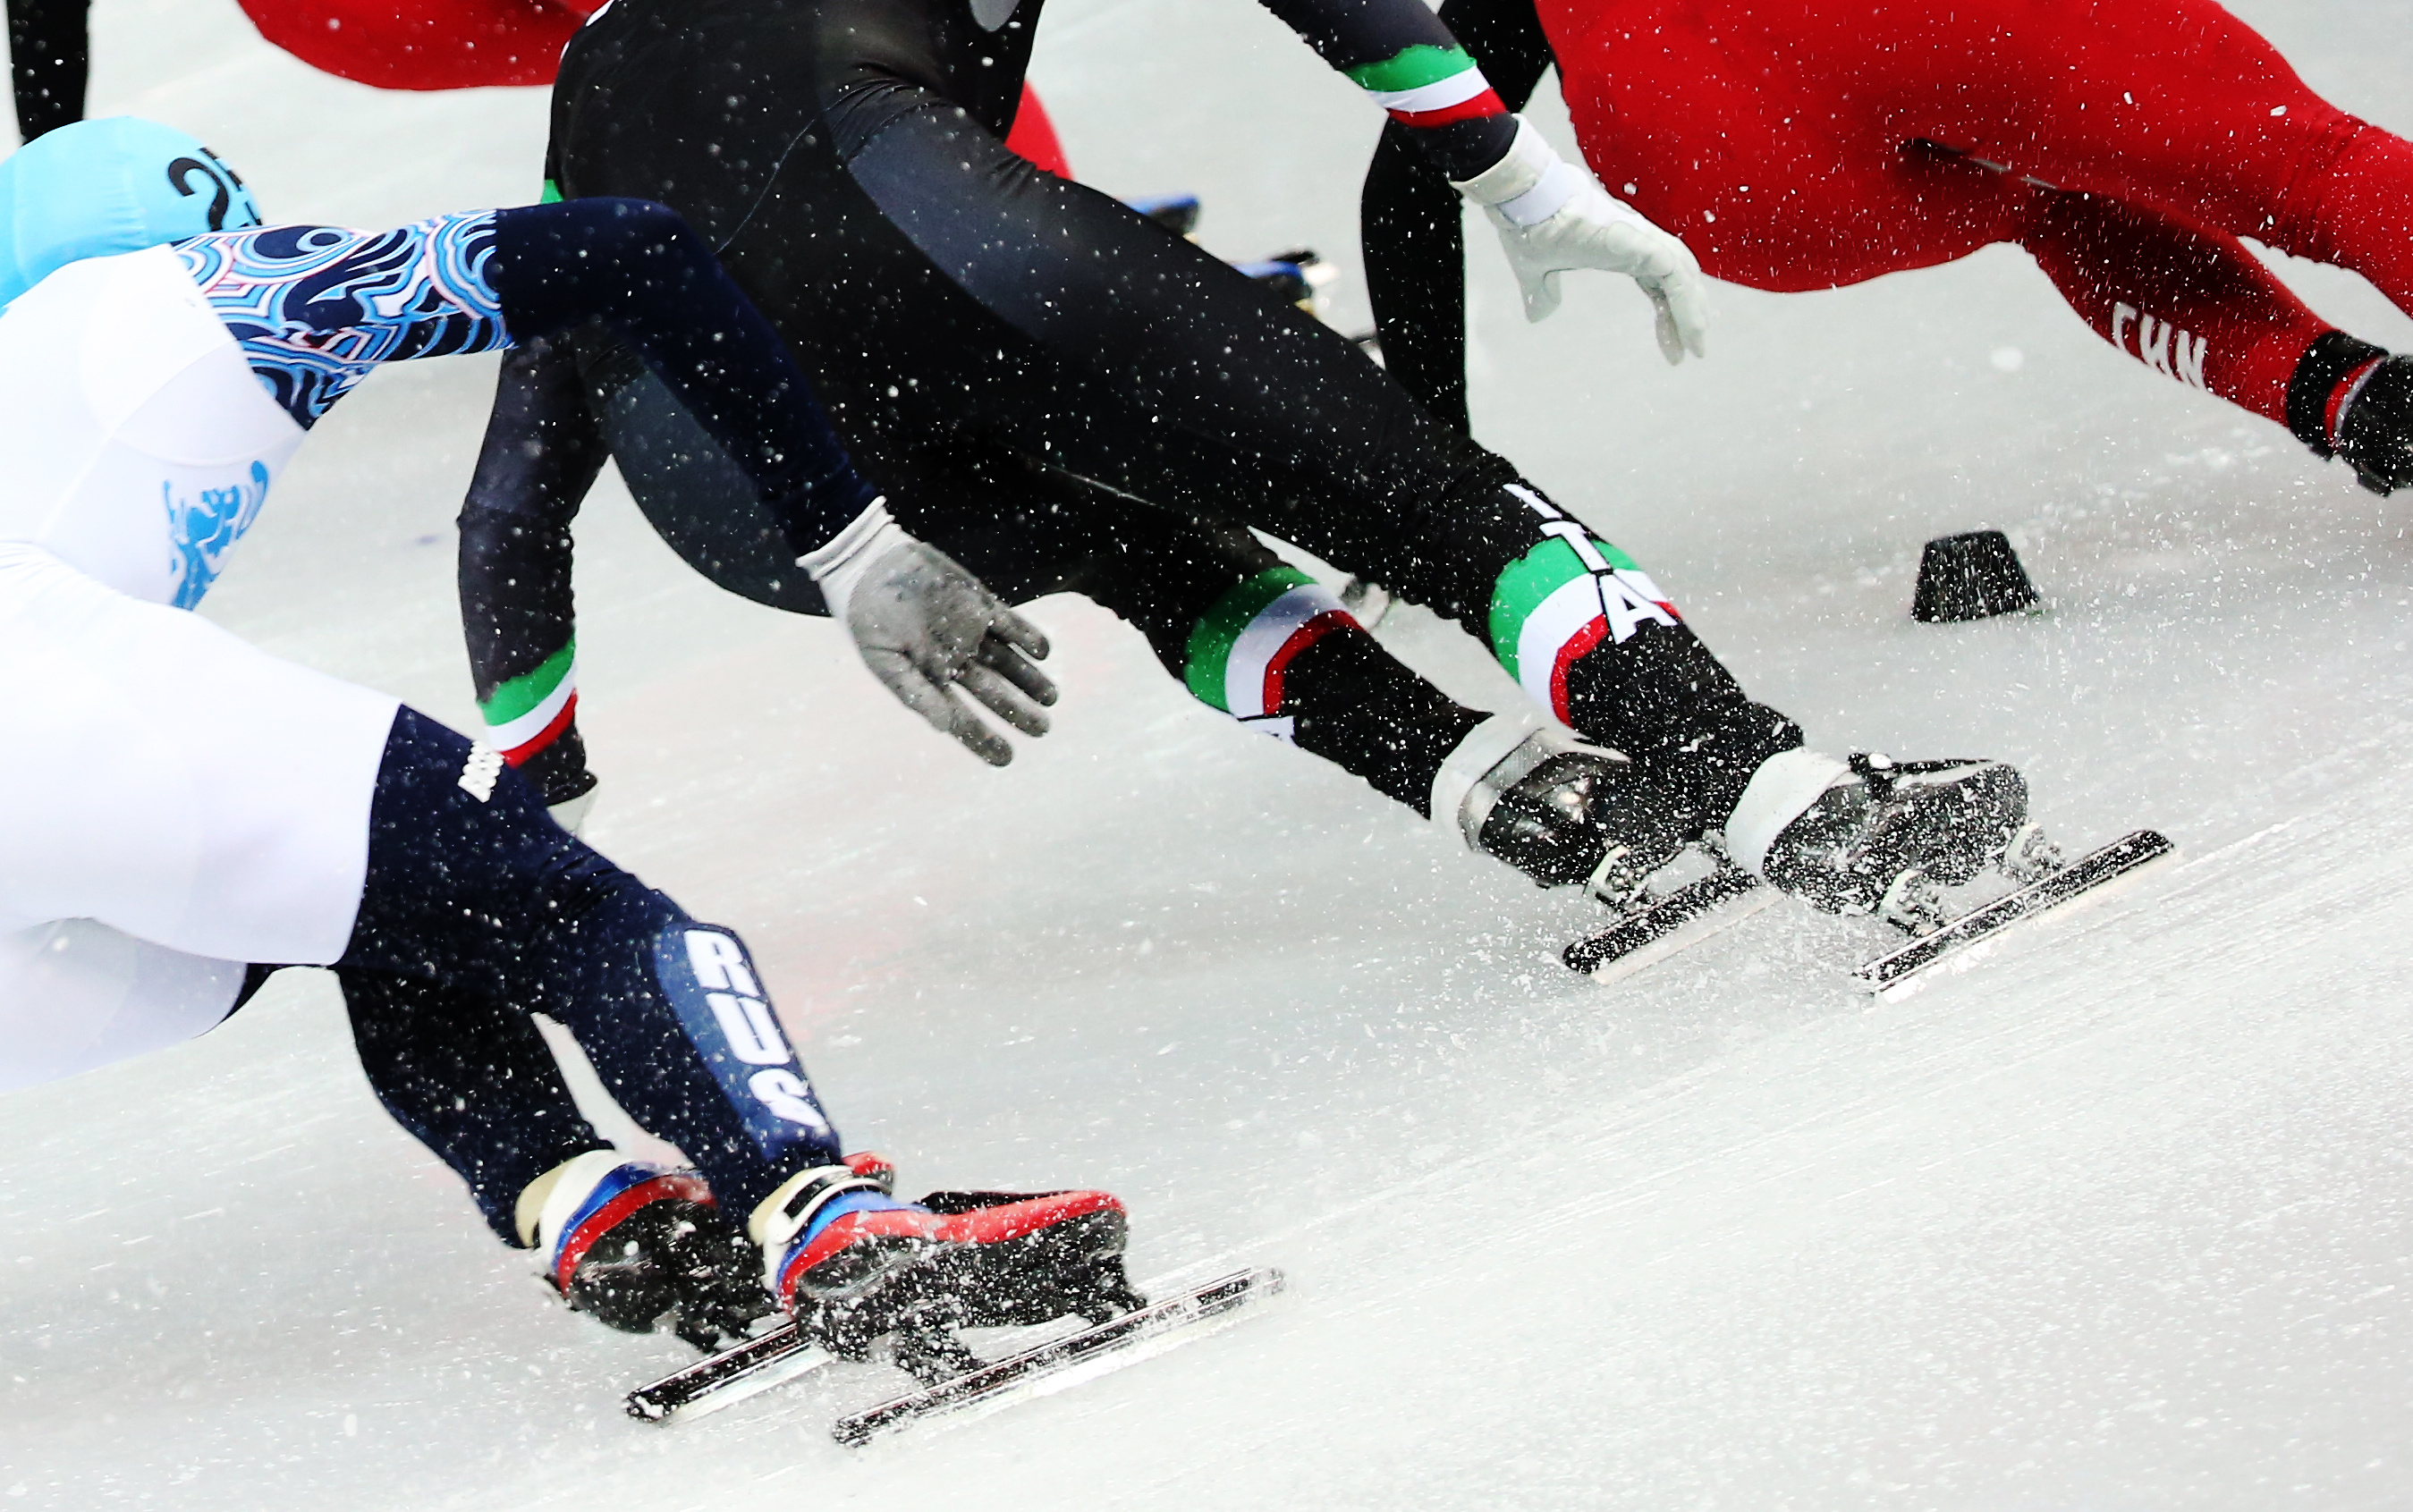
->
[802,503,1055,765]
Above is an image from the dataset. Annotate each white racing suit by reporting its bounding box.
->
[0,543,396,1088]
[0,237,429,1087]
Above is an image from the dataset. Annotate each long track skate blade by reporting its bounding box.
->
[1563,865,1774,982]
[626,1320,830,1423]
[832,1267,1284,1448]
[1854,829,2175,995]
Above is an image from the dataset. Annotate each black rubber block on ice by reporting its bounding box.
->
[1912,529,2041,622]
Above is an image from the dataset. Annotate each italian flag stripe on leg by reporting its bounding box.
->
[1490,538,1681,722]
[1516,576,1609,722]
[1185,569,1356,722]
[1232,595,1351,720]
[482,641,579,763]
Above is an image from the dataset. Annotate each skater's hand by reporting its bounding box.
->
[1484,186,1710,359]
[1453,119,1710,362]
[802,503,1055,766]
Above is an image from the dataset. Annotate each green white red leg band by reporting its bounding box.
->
[1348,46,1509,130]
[1722,748,1850,877]
[481,639,578,765]
[1184,567,1358,739]
[1486,485,1679,722]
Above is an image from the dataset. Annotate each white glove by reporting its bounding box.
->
[1451,118,1711,362]
[801,501,1055,766]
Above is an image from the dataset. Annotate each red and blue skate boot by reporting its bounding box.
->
[524,1151,775,1350]
[748,1153,1140,1383]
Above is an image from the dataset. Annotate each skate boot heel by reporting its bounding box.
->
[1998,822,2065,885]
[1069,1254,1147,1322]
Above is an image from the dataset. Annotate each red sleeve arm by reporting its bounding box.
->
[234,0,581,90]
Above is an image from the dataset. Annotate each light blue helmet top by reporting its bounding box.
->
[0,116,261,308]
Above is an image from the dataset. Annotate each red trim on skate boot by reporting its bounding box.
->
[2328,357,2386,446]
[554,1170,714,1295]
[844,1152,898,1191]
[775,1190,1126,1309]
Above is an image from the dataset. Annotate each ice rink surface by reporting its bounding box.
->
[6,0,2413,1505]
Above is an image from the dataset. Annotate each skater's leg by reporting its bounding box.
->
[817,100,1800,828]
[337,708,843,1221]
[2016,184,2329,428]
[927,476,1493,815]
[2013,182,2413,494]
[2280,125,2413,317]
[1747,0,2413,312]
[0,920,247,1092]
[338,970,606,1246]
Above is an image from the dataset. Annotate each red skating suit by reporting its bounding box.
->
[1538,0,2413,432]
[228,0,1072,173]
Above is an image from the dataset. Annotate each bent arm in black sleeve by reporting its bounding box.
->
[1360,0,1555,435]
[458,334,607,805]
[487,197,882,560]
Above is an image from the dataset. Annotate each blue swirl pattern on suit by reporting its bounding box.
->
[174,212,511,428]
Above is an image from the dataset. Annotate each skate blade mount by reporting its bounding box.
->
[833,1266,1284,1448]
[624,1266,1284,1433]
[1854,829,2174,994]
[1563,863,1774,981]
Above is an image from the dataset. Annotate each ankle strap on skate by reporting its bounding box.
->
[1724,748,1850,878]
[749,1165,890,1251]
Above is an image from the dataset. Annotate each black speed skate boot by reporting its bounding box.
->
[749,1155,1141,1386]
[1723,749,2048,933]
[524,1152,775,1350]
[2290,335,2413,496]
[2336,354,2413,496]
[1435,714,1690,902]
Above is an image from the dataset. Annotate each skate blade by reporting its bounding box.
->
[626,1319,832,1423]
[832,1266,1284,1447]
[1564,865,1776,984]
[1855,829,2176,998]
